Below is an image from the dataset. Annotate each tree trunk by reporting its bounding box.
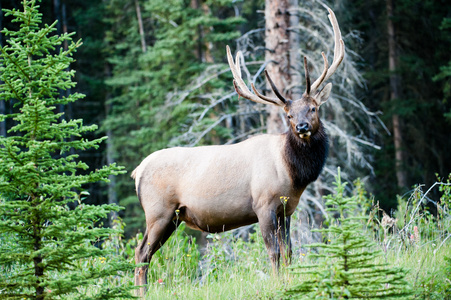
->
[191,0,214,63]
[265,0,292,134]
[386,0,407,189]
[288,0,302,100]
[135,0,147,53]
[104,63,119,224]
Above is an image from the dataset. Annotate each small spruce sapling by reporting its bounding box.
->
[0,1,133,299]
[282,168,412,299]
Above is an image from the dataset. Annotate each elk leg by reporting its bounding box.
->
[134,215,179,297]
[278,215,292,266]
[258,209,280,273]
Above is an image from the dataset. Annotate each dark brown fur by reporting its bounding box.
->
[283,121,329,191]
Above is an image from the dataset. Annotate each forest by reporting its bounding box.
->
[0,0,450,299]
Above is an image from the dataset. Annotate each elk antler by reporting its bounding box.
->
[226,46,286,107]
[308,7,345,95]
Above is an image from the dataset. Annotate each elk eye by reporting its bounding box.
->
[311,107,316,112]
[287,115,293,120]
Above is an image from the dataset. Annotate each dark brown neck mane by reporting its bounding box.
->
[283,122,329,191]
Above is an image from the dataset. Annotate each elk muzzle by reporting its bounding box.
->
[295,122,311,139]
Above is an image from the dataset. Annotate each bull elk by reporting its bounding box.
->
[132,7,344,296]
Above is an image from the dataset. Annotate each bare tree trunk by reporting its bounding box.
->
[387,0,407,189]
[104,63,119,224]
[288,0,302,100]
[265,0,291,134]
[191,0,214,63]
[53,0,62,34]
[106,127,119,223]
[135,0,147,53]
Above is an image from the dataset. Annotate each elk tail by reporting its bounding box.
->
[131,167,138,180]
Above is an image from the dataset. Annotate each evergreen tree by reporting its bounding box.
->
[282,168,412,299]
[0,1,132,298]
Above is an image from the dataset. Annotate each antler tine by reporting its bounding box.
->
[309,52,329,94]
[226,45,285,106]
[263,70,288,104]
[251,83,281,106]
[304,56,311,95]
[309,8,345,94]
[235,51,242,78]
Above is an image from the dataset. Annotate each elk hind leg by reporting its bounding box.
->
[134,214,179,296]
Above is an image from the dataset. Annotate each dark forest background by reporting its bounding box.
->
[1,0,450,237]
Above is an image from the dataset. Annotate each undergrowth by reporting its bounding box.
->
[2,173,450,299]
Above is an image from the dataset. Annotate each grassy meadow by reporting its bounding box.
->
[1,175,450,299]
[78,176,451,299]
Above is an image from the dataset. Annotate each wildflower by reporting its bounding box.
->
[99,257,106,263]
[158,278,163,284]
[175,209,180,215]
[280,196,289,204]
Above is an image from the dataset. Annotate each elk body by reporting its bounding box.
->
[132,7,344,296]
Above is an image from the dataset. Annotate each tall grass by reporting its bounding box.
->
[3,176,450,299]
[123,175,449,299]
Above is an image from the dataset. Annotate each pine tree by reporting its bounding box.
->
[0,1,132,298]
[282,168,412,299]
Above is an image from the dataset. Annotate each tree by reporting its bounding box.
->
[265,0,292,134]
[386,0,407,189]
[282,169,412,299]
[0,1,132,298]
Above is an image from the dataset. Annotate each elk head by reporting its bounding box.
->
[226,7,345,141]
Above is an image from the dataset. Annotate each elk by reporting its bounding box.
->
[132,7,344,296]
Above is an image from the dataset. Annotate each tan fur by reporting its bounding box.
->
[133,134,301,232]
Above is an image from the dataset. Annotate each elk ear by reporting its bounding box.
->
[314,82,332,106]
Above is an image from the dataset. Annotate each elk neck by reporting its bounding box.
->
[283,121,329,191]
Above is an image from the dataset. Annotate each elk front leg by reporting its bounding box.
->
[258,210,281,273]
[278,215,292,266]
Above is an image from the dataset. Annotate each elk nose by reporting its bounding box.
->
[295,122,309,133]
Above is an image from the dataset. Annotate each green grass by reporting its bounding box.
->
[2,179,450,299]
[113,229,450,300]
